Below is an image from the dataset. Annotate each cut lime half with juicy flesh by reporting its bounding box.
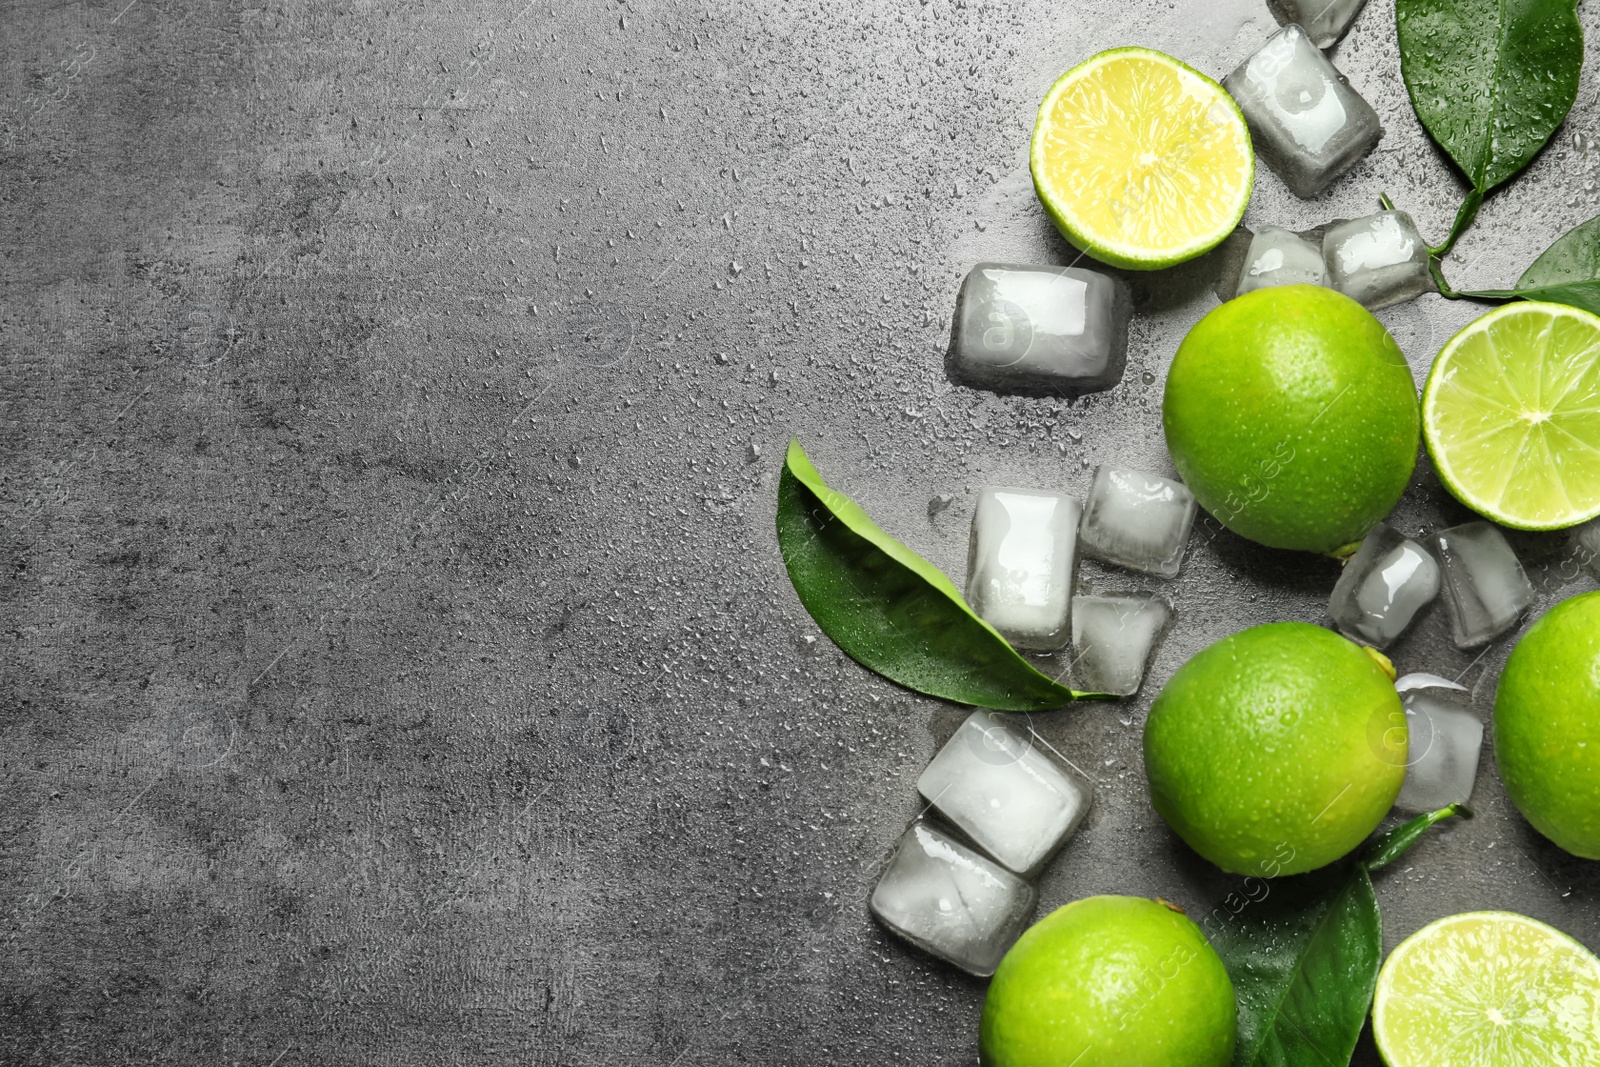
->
[1372,911,1600,1066]
[1423,301,1600,530]
[1030,47,1253,270]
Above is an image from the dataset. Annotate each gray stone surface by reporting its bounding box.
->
[2,0,1598,1063]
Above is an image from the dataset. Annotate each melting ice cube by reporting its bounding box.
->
[1323,210,1434,309]
[1237,226,1328,296]
[1395,691,1483,813]
[1222,25,1383,197]
[868,819,1038,977]
[917,710,1094,876]
[1574,518,1600,578]
[1267,0,1370,49]
[1078,466,1198,578]
[946,263,1131,395]
[1328,522,1440,648]
[1068,595,1174,697]
[967,487,1082,650]
[1434,522,1535,649]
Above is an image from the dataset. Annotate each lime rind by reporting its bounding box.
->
[1373,911,1600,1067]
[1030,47,1254,271]
[1423,301,1600,531]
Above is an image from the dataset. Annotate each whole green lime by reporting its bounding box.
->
[1163,285,1420,555]
[1144,622,1406,876]
[981,896,1236,1067]
[1494,590,1600,859]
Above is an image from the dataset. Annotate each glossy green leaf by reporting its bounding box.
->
[776,440,1086,711]
[1396,0,1583,251]
[1459,215,1600,314]
[1362,804,1473,873]
[1213,867,1380,1067]
[1212,806,1468,1067]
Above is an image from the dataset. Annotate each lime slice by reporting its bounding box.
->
[1423,301,1600,530]
[1030,48,1253,271]
[1372,911,1600,1067]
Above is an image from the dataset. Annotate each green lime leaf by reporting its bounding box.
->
[1396,0,1583,252]
[1458,215,1600,314]
[1209,807,1469,1067]
[1210,866,1380,1067]
[1362,804,1473,873]
[776,440,1087,711]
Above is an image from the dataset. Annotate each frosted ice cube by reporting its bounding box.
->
[1069,595,1174,697]
[1237,226,1329,296]
[1575,518,1600,578]
[868,819,1038,977]
[1268,0,1370,49]
[1328,522,1440,648]
[917,710,1094,877]
[1222,25,1383,197]
[1323,210,1434,309]
[967,488,1082,651]
[947,263,1131,395]
[1079,466,1198,578]
[1434,522,1535,649]
[1395,691,1483,813]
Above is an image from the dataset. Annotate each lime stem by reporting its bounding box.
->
[1430,256,1462,299]
[1362,647,1398,683]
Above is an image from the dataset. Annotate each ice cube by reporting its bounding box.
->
[1068,595,1174,697]
[1434,522,1535,649]
[1078,466,1198,578]
[967,487,1082,650]
[1395,691,1484,813]
[868,819,1038,977]
[917,710,1094,876]
[947,263,1131,395]
[1322,210,1434,309]
[1575,518,1600,577]
[1328,522,1440,648]
[1267,0,1370,49]
[1237,226,1329,296]
[1222,25,1383,197]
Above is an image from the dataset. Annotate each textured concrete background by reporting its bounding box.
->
[3,0,1598,1063]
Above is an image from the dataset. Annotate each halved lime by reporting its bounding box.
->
[1423,301,1600,530]
[1030,48,1253,271]
[1372,911,1600,1066]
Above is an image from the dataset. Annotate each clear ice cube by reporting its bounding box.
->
[917,710,1094,876]
[1222,25,1383,198]
[1267,0,1371,49]
[1395,691,1483,813]
[967,488,1082,650]
[1237,226,1328,296]
[1322,210,1434,309]
[947,263,1130,395]
[1078,466,1198,578]
[1068,595,1174,697]
[868,819,1038,977]
[1328,522,1440,648]
[1434,522,1535,649]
